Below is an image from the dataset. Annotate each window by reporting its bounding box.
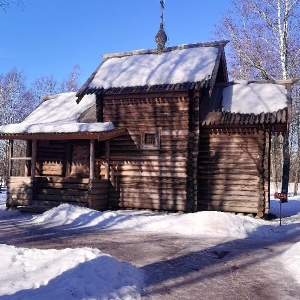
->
[140,130,160,150]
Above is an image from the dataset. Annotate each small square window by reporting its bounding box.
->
[140,131,160,150]
[144,133,156,146]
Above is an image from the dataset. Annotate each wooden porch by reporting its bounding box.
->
[7,176,109,212]
[4,129,127,212]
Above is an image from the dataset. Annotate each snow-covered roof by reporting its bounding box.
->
[0,92,115,135]
[77,41,228,99]
[222,81,288,114]
[91,47,219,89]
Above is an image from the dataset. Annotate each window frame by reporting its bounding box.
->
[140,130,161,150]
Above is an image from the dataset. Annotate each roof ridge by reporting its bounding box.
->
[103,40,229,60]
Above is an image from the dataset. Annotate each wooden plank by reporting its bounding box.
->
[34,194,88,202]
[198,204,258,214]
[122,187,186,196]
[198,194,260,202]
[90,139,95,180]
[35,188,88,196]
[118,201,186,211]
[90,183,109,189]
[120,192,186,202]
[90,194,108,201]
[31,140,37,180]
[198,169,259,176]
[7,199,30,206]
[30,200,88,207]
[34,182,89,190]
[34,177,90,184]
[198,174,261,180]
[89,189,109,195]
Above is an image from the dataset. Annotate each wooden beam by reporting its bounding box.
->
[90,139,95,180]
[0,128,127,141]
[25,140,31,177]
[31,140,37,181]
[105,140,110,180]
[8,140,13,178]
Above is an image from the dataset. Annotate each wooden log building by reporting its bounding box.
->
[0,41,293,216]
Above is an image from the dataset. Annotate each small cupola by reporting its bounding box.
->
[155,0,168,52]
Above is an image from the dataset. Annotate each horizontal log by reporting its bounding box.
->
[198,170,260,176]
[118,201,186,211]
[114,165,187,173]
[198,198,260,207]
[199,178,263,186]
[34,177,89,184]
[9,193,32,200]
[198,185,259,191]
[89,204,108,211]
[89,182,109,189]
[9,177,32,184]
[37,171,64,176]
[121,192,185,202]
[34,194,88,202]
[7,199,30,206]
[90,194,108,201]
[34,183,89,190]
[37,166,64,172]
[9,187,33,194]
[30,200,88,207]
[34,189,88,197]
[89,189,109,195]
[122,187,186,196]
[198,174,261,181]
[198,204,258,214]
[107,155,188,162]
[198,190,262,197]
[107,161,187,168]
[120,183,186,190]
[118,177,186,185]
[9,183,33,190]
[198,163,260,170]
[199,195,261,202]
[111,170,187,178]
[104,101,189,109]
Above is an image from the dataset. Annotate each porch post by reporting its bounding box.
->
[31,139,37,181]
[7,139,13,178]
[90,139,95,180]
[105,140,110,180]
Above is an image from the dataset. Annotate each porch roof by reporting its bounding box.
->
[0,92,127,140]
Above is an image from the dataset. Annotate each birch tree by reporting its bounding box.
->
[60,64,81,93]
[216,0,300,193]
[0,68,32,179]
[30,75,58,108]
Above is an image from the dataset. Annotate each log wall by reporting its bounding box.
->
[7,176,109,211]
[31,177,109,210]
[198,127,270,216]
[7,177,32,207]
[100,94,193,211]
[36,140,90,177]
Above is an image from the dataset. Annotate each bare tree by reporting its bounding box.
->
[0,0,24,12]
[60,64,82,93]
[216,0,300,193]
[217,0,300,80]
[30,75,58,108]
[0,68,32,179]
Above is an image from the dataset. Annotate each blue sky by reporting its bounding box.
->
[0,0,231,86]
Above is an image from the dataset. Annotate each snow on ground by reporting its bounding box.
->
[0,187,300,298]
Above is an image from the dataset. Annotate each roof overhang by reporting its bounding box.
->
[0,128,127,141]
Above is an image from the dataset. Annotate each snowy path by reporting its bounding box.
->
[0,215,299,300]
